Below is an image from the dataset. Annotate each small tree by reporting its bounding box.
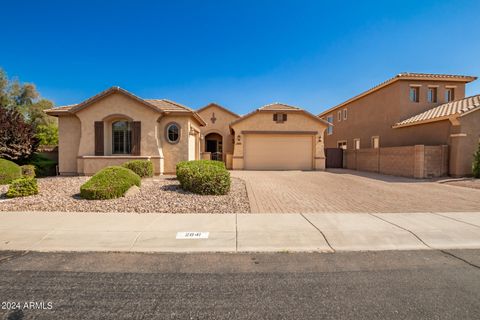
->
[0,107,38,162]
[473,143,480,178]
[35,123,59,146]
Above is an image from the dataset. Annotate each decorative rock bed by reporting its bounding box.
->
[0,176,250,213]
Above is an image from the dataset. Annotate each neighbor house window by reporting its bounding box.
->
[337,141,347,150]
[338,110,342,121]
[343,109,347,120]
[371,136,380,149]
[409,87,419,102]
[273,113,287,123]
[112,121,132,154]
[427,87,437,103]
[166,122,180,144]
[326,115,333,135]
[445,88,455,102]
[354,138,360,150]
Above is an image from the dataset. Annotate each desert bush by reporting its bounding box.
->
[80,166,141,200]
[473,143,480,178]
[6,177,39,198]
[0,158,22,184]
[176,160,230,195]
[29,153,57,176]
[122,160,153,178]
[21,164,36,178]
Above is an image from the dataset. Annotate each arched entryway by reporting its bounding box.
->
[205,132,223,161]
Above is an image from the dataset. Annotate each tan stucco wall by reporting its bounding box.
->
[323,80,466,149]
[450,110,480,176]
[57,115,81,175]
[56,91,201,175]
[230,109,327,170]
[197,105,239,161]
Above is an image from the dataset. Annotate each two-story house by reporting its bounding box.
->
[319,73,479,177]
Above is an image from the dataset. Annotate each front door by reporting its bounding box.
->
[206,140,218,153]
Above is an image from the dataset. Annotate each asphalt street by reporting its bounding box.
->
[0,250,479,319]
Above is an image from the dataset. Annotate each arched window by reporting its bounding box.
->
[112,121,132,154]
[166,122,180,144]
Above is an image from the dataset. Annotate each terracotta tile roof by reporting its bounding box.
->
[259,103,301,111]
[318,72,477,117]
[196,103,240,118]
[145,99,193,113]
[394,94,480,128]
[44,86,206,125]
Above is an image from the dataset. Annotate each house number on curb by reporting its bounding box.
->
[176,232,209,239]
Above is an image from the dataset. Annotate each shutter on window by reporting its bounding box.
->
[94,121,104,156]
[131,121,141,156]
[283,114,287,121]
[273,114,278,121]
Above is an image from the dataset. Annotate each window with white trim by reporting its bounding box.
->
[337,141,347,150]
[427,87,437,103]
[445,88,455,102]
[354,138,360,150]
[112,121,132,154]
[343,108,347,120]
[337,110,342,121]
[409,87,419,103]
[326,115,333,135]
[371,136,380,149]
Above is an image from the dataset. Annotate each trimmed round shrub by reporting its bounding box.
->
[21,165,36,178]
[6,177,39,198]
[176,160,230,195]
[0,158,22,185]
[80,166,141,200]
[122,160,153,178]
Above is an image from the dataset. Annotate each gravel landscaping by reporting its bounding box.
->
[0,176,250,213]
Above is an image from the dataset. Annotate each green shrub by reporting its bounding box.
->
[122,160,153,178]
[6,177,39,198]
[21,165,36,178]
[29,153,57,176]
[80,166,141,200]
[473,143,480,178]
[176,160,230,195]
[0,158,22,185]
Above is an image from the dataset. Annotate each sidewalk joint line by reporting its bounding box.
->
[300,213,335,253]
[368,213,432,249]
[235,214,238,252]
[431,212,480,229]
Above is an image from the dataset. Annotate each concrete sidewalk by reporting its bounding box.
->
[0,211,479,253]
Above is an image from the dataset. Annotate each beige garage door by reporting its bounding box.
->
[244,134,313,170]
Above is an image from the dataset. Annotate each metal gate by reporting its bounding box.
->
[325,148,344,168]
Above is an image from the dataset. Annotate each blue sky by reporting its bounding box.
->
[1,0,479,114]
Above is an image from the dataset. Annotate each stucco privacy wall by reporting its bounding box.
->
[57,115,81,174]
[231,110,327,170]
[197,104,239,161]
[344,145,448,178]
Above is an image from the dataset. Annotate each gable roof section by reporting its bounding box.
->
[45,86,206,125]
[317,73,477,117]
[393,94,480,128]
[196,103,240,118]
[230,103,330,127]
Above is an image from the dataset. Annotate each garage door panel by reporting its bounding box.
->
[245,134,313,170]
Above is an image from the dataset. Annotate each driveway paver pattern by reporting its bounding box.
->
[231,169,480,213]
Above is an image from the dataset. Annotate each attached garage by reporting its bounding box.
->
[244,134,313,170]
[230,103,329,171]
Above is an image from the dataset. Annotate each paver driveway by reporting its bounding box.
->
[231,169,480,213]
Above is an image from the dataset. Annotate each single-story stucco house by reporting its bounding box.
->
[46,87,329,175]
